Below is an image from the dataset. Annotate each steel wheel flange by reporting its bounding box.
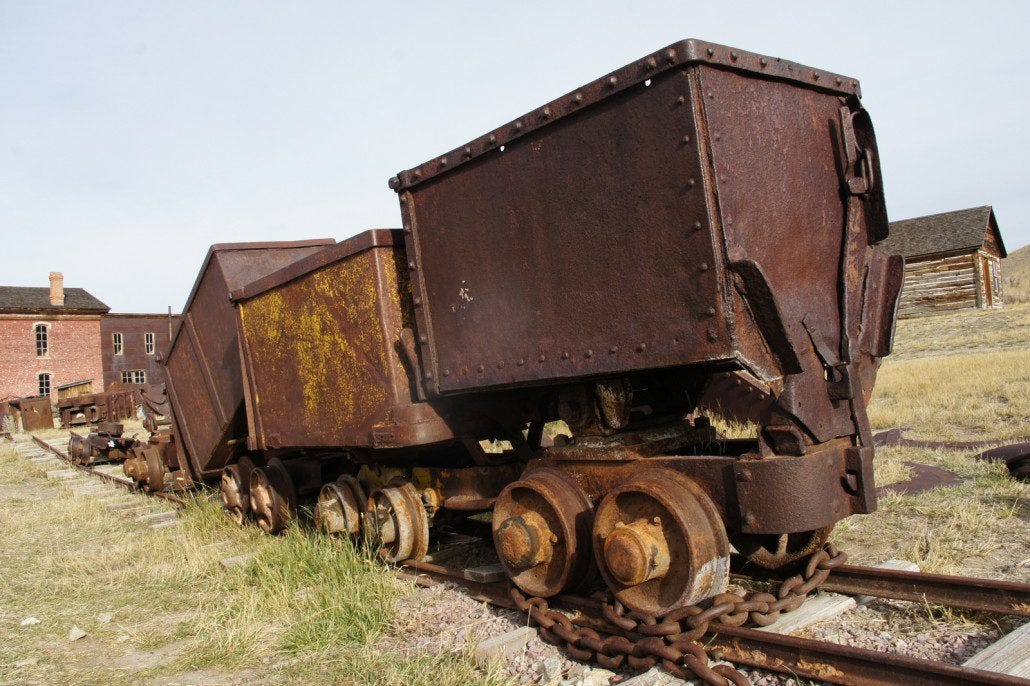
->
[492,468,594,598]
[593,468,729,615]
[249,458,297,534]
[364,480,428,563]
[143,446,166,492]
[220,457,257,526]
[315,474,367,538]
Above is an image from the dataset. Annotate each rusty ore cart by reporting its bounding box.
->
[129,39,904,616]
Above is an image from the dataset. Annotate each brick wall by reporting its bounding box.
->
[0,315,104,400]
[100,314,180,388]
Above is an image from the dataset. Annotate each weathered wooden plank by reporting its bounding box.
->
[962,622,1030,677]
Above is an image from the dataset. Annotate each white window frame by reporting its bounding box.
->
[145,332,155,355]
[112,332,123,356]
[33,322,49,357]
[37,372,52,397]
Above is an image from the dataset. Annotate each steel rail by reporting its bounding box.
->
[706,624,1029,686]
[31,434,186,508]
[21,438,1023,685]
[402,560,1026,686]
[732,562,1030,617]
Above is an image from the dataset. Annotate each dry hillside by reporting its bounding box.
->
[1002,242,1030,303]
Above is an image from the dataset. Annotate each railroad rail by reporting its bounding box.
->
[17,433,1030,686]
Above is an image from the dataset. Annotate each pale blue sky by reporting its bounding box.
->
[2,1,1027,312]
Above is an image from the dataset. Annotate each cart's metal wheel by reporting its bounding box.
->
[593,469,729,615]
[315,474,367,538]
[364,480,428,562]
[249,458,297,534]
[492,468,594,598]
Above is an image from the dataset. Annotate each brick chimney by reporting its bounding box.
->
[49,271,65,306]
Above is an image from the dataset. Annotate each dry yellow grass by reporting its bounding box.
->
[868,348,1030,441]
[1002,242,1030,303]
[0,443,500,686]
[835,296,1029,579]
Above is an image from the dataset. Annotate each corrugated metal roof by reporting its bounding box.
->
[882,206,996,258]
[0,286,110,314]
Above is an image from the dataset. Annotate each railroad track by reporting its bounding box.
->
[11,433,1030,686]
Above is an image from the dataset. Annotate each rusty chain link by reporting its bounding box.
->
[509,544,848,686]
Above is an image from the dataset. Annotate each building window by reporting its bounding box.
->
[145,332,155,355]
[120,370,146,384]
[38,372,51,396]
[113,332,123,355]
[34,323,49,357]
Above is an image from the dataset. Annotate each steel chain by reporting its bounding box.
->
[509,544,847,686]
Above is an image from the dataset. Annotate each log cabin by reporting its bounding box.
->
[883,206,1007,318]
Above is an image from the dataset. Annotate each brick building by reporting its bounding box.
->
[101,313,181,388]
[0,272,109,402]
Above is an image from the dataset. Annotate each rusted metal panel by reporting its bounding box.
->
[391,40,889,418]
[164,239,334,480]
[231,230,454,451]
[13,396,54,431]
[391,38,897,476]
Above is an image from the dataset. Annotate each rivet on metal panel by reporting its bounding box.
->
[706,47,714,57]
[730,51,739,61]
[573,92,583,104]
[439,156,448,167]
[645,56,657,70]
[707,307,716,317]
[407,261,416,270]
[707,328,718,343]
[517,358,525,366]
[561,351,570,360]
[676,95,685,105]
[399,194,407,203]
[665,48,676,63]
[413,170,421,180]
[693,220,702,230]
[700,263,709,272]
[464,146,472,158]
[835,77,843,86]
[425,371,433,380]
[443,369,450,377]
[419,334,428,343]
[541,107,551,119]
[488,134,497,145]
[727,216,734,225]
[477,364,485,373]
[707,91,714,99]
[514,121,523,131]
[607,76,618,88]
[812,71,820,81]
[714,133,721,141]
[636,343,646,352]
[497,361,505,369]
[584,349,593,358]
[743,513,756,526]
[609,346,619,354]
[413,296,422,306]
[687,178,696,187]
[681,135,691,145]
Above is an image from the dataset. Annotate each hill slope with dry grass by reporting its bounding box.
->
[1002,242,1030,303]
